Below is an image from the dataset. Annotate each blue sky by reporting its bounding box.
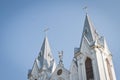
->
[0,0,120,80]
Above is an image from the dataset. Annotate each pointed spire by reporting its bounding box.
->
[82,14,99,42]
[38,36,56,72]
[79,14,99,50]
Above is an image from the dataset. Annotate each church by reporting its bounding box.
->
[28,14,116,80]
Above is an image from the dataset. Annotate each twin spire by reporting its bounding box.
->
[82,14,99,43]
[80,14,109,51]
[38,36,56,72]
[28,35,56,79]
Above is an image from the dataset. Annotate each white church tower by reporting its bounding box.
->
[70,14,116,80]
[28,13,116,80]
[28,36,56,80]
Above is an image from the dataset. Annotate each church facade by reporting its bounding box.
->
[28,14,116,80]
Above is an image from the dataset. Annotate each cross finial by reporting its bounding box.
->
[44,28,50,36]
[83,6,88,14]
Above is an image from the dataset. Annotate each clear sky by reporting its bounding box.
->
[0,0,120,80]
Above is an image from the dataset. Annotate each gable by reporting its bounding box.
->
[50,64,70,80]
[80,36,92,55]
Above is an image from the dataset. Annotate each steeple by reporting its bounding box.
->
[79,14,111,51]
[38,36,56,72]
[28,36,56,80]
[81,14,99,43]
[73,14,116,80]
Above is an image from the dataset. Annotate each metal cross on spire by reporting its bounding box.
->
[83,6,88,14]
[44,28,50,36]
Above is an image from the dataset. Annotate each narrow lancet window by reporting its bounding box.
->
[85,57,94,80]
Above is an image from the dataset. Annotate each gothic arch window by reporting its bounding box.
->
[85,57,94,80]
[106,59,113,80]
